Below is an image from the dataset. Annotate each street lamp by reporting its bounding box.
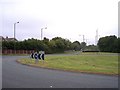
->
[14,22,19,41]
[79,34,85,42]
[14,22,19,54]
[41,27,47,40]
[85,39,88,46]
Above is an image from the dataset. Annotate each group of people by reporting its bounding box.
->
[30,51,45,61]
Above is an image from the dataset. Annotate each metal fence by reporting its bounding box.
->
[2,49,35,54]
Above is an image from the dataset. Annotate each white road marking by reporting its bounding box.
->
[50,85,53,88]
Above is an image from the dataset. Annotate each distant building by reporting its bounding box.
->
[5,36,18,42]
[0,36,18,42]
[0,36,5,41]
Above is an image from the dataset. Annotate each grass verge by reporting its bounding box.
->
[17,54,118,75]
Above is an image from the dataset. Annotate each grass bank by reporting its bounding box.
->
[17,54,118,75]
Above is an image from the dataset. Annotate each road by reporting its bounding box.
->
[2,56,118,88]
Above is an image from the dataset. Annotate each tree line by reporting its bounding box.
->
[2,35,120,53]
[2,37,86,54]
[97,35,120,53]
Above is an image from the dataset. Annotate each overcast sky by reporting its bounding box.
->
[0,0,119,45]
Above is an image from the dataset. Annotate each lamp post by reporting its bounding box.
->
[14,22,19,41]
[79,34,85,42]
[41,27,47,40]
[85,39,88,46]
[14,22,19,54]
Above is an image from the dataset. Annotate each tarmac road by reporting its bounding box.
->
[2,55,118,88]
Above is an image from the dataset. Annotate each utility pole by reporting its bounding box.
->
[41,27,47,40]
[13,22,19,54]
[79,34,85,42]
[41,28,43,40]
[95,29,98,45]
[14,22,19,41]
[86,39,88,46]
[83,35,85,42]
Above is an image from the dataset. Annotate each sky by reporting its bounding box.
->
[0,0,119,45]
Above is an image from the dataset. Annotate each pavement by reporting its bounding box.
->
[2,55,118,88]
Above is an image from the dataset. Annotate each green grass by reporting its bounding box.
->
[17,54,118,75]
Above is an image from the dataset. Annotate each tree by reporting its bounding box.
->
[49,40,56,53]
[52,37,66,53]
[85,44,99,51]
[43,37,49,44]
[71,41,81,51]
[118,38,120,53]
[2,41,9,49]
[80,42,86,51]
[97,35,118,52]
